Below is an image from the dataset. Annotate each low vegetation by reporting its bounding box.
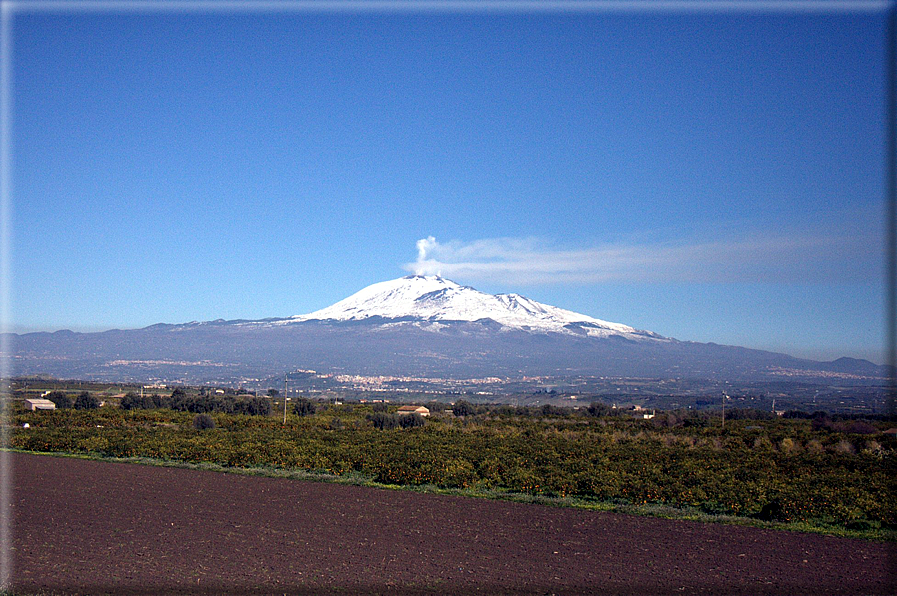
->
[192,413,216,430]
[8,387,897,539]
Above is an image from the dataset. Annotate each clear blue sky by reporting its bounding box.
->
[10,2,890,364]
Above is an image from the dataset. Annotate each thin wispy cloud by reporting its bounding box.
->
[406,229,881,285]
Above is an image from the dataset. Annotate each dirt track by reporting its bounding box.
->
[10,452,896,595]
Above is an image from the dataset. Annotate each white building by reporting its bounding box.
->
[397,405,430,417]
[25,398,56,411]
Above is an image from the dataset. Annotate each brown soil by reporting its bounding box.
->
[10,452,896,595]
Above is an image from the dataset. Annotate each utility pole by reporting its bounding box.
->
[283,374,289,424]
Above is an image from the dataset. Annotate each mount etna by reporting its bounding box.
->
[7,275,889,384]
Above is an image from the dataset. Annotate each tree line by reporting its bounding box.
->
[45,391,99,410]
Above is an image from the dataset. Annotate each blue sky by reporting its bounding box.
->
[9,2,890,364]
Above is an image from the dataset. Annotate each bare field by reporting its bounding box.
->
[10,452,896,595]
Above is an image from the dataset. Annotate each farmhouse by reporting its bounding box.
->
[25,398,56,411]
[397,405,429,417]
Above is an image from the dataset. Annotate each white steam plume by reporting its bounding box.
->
[404,228,879,286]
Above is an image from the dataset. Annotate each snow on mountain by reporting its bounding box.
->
[283,275,664,340]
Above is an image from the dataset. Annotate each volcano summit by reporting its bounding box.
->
[284,275,663,341]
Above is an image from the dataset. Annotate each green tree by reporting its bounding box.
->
[73,391,99,410]
[399,413,426,428]
[452,400,475,417]
[541,404,564,417]
[120,392,141,410]
[587,402,611,417]
[368,412,399,430]
[46,391,71,409]
[293,397,315,417]
[235,397,271,416]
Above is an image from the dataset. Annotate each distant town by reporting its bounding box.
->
[12,372,890,417]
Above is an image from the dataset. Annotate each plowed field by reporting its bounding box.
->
[10,452,896,595]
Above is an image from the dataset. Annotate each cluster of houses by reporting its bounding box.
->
[629,405,656,419]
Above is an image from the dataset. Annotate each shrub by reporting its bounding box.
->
[783,410,812,419]
[725,408,774,421]
[120,392,167,410]
[399,413,426,429]
[73,391,100,410]
[753,435,773,450]
[811,414,832,431]
[46,391,71,409]
[173,395,213,413]
[541,404,563,417]
[841,421,878,435]
[493,405,517,417]
[832,439,856,455]
[440,457,477,488]
[193,414,215,430]
[452,400,475,417]
[779,437,800,454]
[171,395,237,414]
[863,440,883,455]
[235,397,271,416]
[806,439,825,454]
[255,397,273,416]
[683,415,709,428]
[368,412,399,430]
[755,499,786,521]
[587,402,610,417]
[120,392,141,410]
[293,398,315,417]
[424,401,445,414]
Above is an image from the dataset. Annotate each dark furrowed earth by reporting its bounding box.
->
[10,452,896,595]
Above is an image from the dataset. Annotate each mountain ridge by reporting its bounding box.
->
[6,275,890,384]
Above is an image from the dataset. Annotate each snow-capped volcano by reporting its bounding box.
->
[12,275,889,384]
[288,275,663,340]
